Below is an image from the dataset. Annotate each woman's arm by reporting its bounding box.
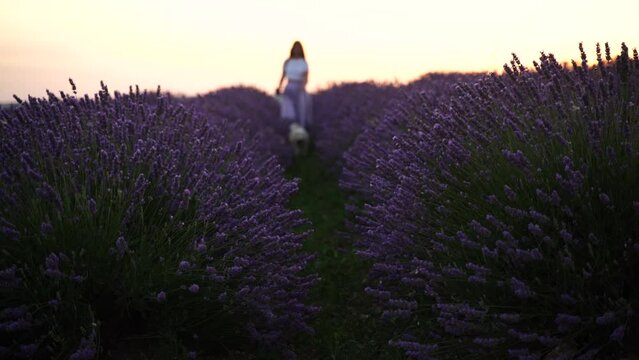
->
[276,72,285,95]
[277,60,288,94]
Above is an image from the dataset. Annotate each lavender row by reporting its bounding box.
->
[183,86,294,165]
[312,81,402,169]
[341,73,481,201]
[350,43,639,358]
[0,84,316,358]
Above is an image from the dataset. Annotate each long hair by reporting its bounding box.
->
[290,41,305,59]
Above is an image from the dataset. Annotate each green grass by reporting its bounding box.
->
[285,152,404,360]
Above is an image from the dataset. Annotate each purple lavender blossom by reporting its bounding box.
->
[182,86,289,164]
[481,246,498,258]
[69,346,96,360]
[555,313,581,333]
[468,220,492,238]
[388,339,438,356]
[510,277,535,299]
[193,238,207,253]
[498,313,521,323]
[351,43,639,358]
[442,266,465,277]
[560,293,577,305]
[313,81,401,168]
[595,311,616,325]
[508,328,538,342]
[17,344,37,358]
[598,193,611,206]
[69,335,97,360]
[40,221,53,235]
[364,287,392,299]
[609,325,625,341]
[538,335,560,347]
[0,305,29,320]
[502,149,531,170]
[0,317,33,332]
[504,185,518,201]
[504,206,527,219]
[528,210,550,224]
[559,229,574,244]
[0,265,21,288]
[473,337,504,348]
[1,83,316,357]
[382,309,412,319]
[178,260,191,272]
[527,223,544,237]
[457,230,481,249]
[466,262,490,275]
[115,236,129,257]
[44,253,63,279]
[87,198,97,215]
[468,275,486,283]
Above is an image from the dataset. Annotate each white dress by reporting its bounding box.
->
[281,58,312,127]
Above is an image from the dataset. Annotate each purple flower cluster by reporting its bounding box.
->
[0,83,316,357]
[183,86,293,164]
[312,81,402,169]
[350,44,639,358]
[341,73,481,201]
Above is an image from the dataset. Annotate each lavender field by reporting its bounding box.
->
[1,43,638,359]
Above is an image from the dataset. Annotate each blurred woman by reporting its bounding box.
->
[276,41,312,128]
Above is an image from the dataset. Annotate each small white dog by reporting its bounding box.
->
[288,123,309,156]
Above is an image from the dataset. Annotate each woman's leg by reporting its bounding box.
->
[284,81,303,124]
[301,91,312,128]
[280,94,296,121]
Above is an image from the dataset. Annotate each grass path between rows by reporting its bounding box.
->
[284,153,403,360]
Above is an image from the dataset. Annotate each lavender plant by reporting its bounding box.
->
[0,83,316,358]
[356,43,639,358]
[184,86,292,164]
[341,73,481,202]
[312,82,401,169]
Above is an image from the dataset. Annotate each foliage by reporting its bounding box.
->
[312,82,401,170]
[351,43,639,359]
[341,73,481,202]
[0,83,316,359]
[184,86,292,165]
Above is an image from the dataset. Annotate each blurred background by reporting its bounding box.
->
[1,0,638,103]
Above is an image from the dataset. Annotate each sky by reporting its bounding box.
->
[1,0,638,103]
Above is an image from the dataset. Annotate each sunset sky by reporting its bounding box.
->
[1,0,638,103]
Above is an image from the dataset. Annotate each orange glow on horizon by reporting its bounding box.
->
[1,0,638,102]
